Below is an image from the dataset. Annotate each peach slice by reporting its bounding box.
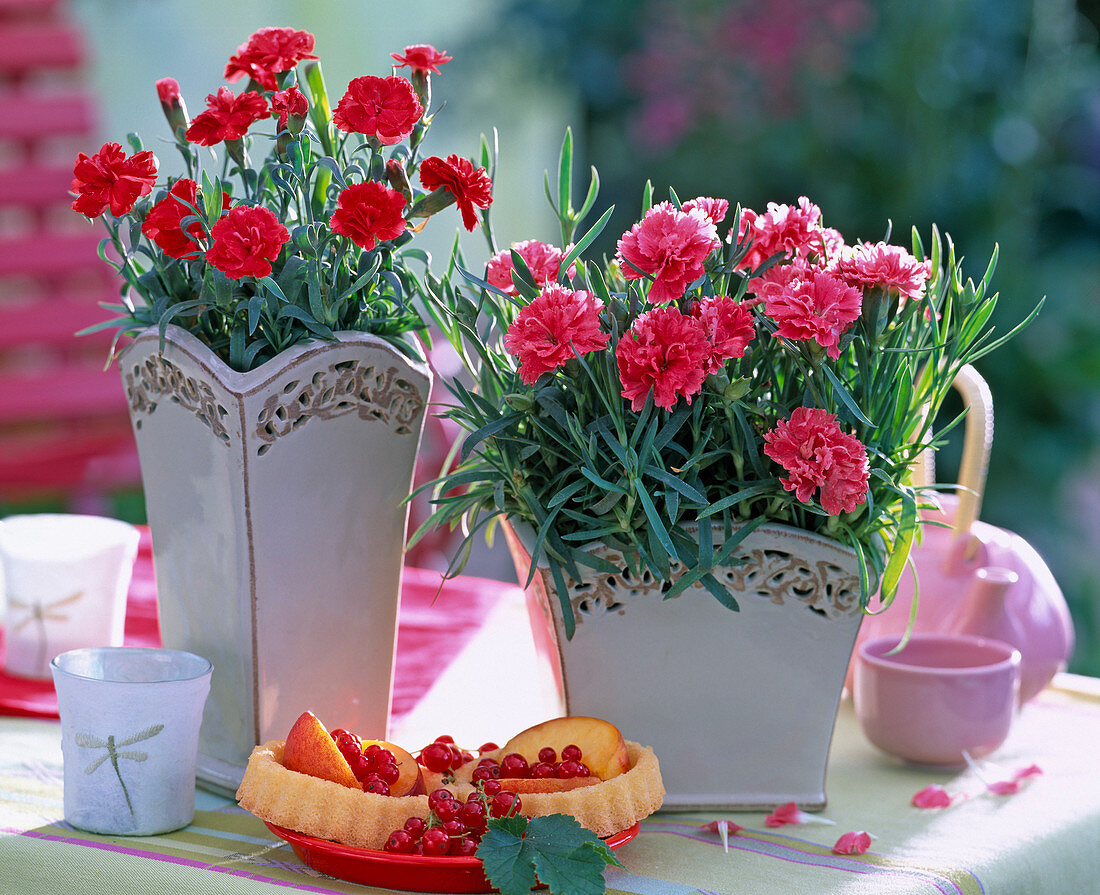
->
[362,739,425,797]
[282,710,359,789]
[498,775,601,794]
[501,716,631,781]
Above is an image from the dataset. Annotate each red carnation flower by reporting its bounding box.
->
[616,201,719,304]
[691,295,756,374]
[733,196,826,271]
[270,85,308,132]
[390,44,453,76]
[206,205,290,280]
[682,196,729,227]
[834,241,931,300]
[141,178,228,260]
[185,87,270,146]
[504,283,609,384]
[418,154,493,232]
[486,239,575,295]
[616,307,710,411]
[329,181,407,251]
[71,141,158,218]
[333,75,423,146]
[763,407,869,514]
[224,26,317,92]
[765,269,862,359]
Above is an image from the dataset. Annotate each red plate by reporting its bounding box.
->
[264,820,639,893]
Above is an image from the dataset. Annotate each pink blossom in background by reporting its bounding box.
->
[763,407,870,514]
[486,240,574,295]
[616,201,719,304]
[616,307,709,411]
[682,196,729,226]
[734,197,825,271]
[503,284,609,384]
[691,295,755,374]
[911,784,955,808]
[832,831,872,855]
[764,269,862,359]
[834,241,931,299]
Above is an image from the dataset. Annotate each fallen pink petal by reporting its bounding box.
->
[1013,764,1043,781]
[911,784,954,808]
[988,780,1021,796]
[702,819,745,852]
[764,802,836,827]
[833,831,873,855]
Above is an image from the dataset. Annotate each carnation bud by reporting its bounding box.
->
[155,77,189,138]
[504,393,534,412]
[723,377,751,403]
[408,186,456,220]
[386,159,413,205]
[272,85,308,135]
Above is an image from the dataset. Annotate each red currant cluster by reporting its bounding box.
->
[383,783,522,856]
[330,729,400,794]
[473,744,590,782]
[416,735,482,774]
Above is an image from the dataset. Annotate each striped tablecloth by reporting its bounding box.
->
[2,578,1100,894]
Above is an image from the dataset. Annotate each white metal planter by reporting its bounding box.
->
[121,325,430,795]
[505,520,863,810]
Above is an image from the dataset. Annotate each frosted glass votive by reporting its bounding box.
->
[0,514,139,679]
[51,647,212,835]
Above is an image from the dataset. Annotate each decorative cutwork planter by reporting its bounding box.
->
[504,521,863,810]
[121,326,430,795]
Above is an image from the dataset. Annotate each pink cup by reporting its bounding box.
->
[854,633,1021,767]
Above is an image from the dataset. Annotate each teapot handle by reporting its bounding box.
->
[915,363,993,537]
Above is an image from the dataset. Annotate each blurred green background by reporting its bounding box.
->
[9,0,1099,674]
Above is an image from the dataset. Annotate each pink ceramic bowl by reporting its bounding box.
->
[854,633,1021,767]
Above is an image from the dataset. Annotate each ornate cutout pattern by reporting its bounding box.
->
[125,356,231,445]
[254,361,425,455]
[557,535,861,627]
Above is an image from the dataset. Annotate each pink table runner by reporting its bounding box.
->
[0,527,517,720]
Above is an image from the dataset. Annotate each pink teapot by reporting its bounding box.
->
[849,365,1075,702]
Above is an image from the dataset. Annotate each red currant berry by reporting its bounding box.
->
[364,743,383,759]
[459,799,488,833]
[375,762,401,785]
[427,788,454,811]
[442,819,467,839]
[447,745,464,769]
[330,728,348,740]
[403,816,427,839]
[477,742,499,754]
[557,759,583,779]
[377,747,396,765]
[537,747,557,764]
[482,779,503,797]
[460,750,475,764]
[531,761,556,778]
[500,753,530,778]
[434,735,456,744]
[451,837,479,856]
[490,790,522,818]
[420,742,453,773]
[577,762,592,777]
[363,775,391,795]
[434,799,461,823]
[422,827,451,856]
[561,744,583,762]
[471,766,494,783]
[384,829,415,854]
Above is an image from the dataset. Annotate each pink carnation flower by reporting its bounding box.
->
[733,196,824,271]
[834,241,931,300]
[765,269,862,359]
[691,295,755,375]
[616,201,719,304]
[503,284,609,384]
[763,407,870,514]
[682,196,729,226]
[486,240,575,295]
[616,307,709,411]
